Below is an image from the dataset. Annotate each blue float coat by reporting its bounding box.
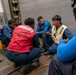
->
[57,32,76,62]
[36,20,52,34]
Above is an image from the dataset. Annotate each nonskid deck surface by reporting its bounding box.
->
[0,50,52,75]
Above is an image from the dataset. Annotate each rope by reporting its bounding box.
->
[32,64,49,75]
[32,55,51,75]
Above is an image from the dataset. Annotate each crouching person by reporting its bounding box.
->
[1,19,16,48]
[6,18,41,74]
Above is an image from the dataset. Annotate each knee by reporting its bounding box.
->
[42,33,46,38]
[48,46,57,53]
[35,48,41,54]
[48,47,53,53]
[38,48,41,54]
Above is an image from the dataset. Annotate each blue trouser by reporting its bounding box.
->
[37,33,47,47]
[1,37,10,47]
[6,47,41,65]
[37,34,43,38]
[48,44,58,53]
[43,34,57,53]
[42,34,53,50]
[49,54,76,75]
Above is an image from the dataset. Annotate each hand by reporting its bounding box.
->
[46,32,51,35]
[64,38,69,42]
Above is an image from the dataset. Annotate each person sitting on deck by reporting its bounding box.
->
[36,16,52,37]
[1,19,16,48]
[43,15,73,55]
[36,16,52,52]
[6,17,41,74]
[49,2,76,75]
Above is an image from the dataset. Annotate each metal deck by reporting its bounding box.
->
[0,51,52,75]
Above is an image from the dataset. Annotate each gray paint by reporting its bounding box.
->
[2,0,11,22]
[19,0,76,32]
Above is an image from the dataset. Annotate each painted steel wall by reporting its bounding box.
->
[19,0,76,32]
[0,0,5,29]
[2,0,11,22]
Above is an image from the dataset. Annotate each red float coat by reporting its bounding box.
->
[7,24,36,53]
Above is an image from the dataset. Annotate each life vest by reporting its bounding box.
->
[7,24,36,53]
[52,25,67,44]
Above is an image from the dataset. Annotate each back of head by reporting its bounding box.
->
[52,15,61,22]
[37,16,43,22]
[24,17,35,26]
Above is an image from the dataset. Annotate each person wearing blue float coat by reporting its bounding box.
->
[57,34,76,62]
[36,16,52,36]
[36,16,52,52]
[1,19,16,47]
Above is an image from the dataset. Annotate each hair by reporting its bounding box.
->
[8,19,15,25]
[52,15,61,22]
[24,17,35,26]
[37,16,43,22]
[14,18,19,22]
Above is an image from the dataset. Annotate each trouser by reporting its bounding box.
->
[37,34,47,48]
[48,44,57,53]
[6,47,41,65]
[37,34,43,38]
[42,34,53,50]
[43,34,57,53]
[49,54,76,75]
[1,37,10,47]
